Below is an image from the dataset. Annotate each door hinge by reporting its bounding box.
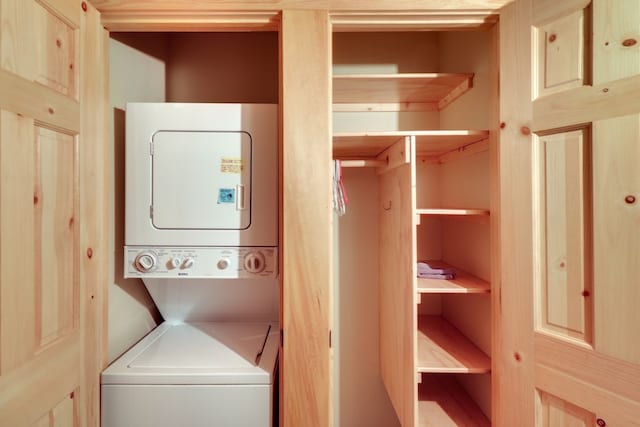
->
[329,329,332,348]
[280,329,284,348]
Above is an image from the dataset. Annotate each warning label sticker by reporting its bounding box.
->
[218,188,236,204]
[221,158,243,174]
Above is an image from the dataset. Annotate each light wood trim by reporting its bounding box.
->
[418,375,490,427]
[375,135,411,175]
[532,0,590,26]
[417,315,491,373]
[98,11,280,31]
[535,364,640,426]
[0,333,81,425]
[532,74,640,132]
[435,138,490,164]
[281,10,331,427]
[416,208,490,216]
[332,11,499,31]
[79,3,109,426]
[333,73,474,111]
[535,333,640,404]
[38,0,82,28]
[338,159,386,168]
[417,262,490,294]
[89,0,514,13]
[332,102,437,112]
[333,130,489,159]
[0,67,80,134]
[379,154,416,426]
[497,0,536,425]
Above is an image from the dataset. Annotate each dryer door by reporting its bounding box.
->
[151,131,251,230]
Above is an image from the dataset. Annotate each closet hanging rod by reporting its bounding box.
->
[338,159,387,168]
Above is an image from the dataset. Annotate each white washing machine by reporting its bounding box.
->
[102,103,279,427]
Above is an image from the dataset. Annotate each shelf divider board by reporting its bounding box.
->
[417,262,490,294]
[418,375,491,427]
[417,315,491,373]
[333,73,474,111]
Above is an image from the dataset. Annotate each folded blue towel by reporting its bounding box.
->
[418,272,456,280]
[417,262,455,275]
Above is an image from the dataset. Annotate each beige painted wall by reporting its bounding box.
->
[166,32,278,103]
[108,37,166,363]
[335,168,400,427]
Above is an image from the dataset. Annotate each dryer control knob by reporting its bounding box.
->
[169,257,182,269]
[182,258,195,269]
[217,258,230,270]
[244,251,266,274]
[134,252,157,273]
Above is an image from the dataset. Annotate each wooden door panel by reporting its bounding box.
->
[535,7,590,96]
[593,0,640,84]
[35,126,78,349]
[593,114,640,364]
[537,390,595,427]
[0,109,37,374]
[502,0,640,425]
[537,129,592,344]
[0,0,106,425]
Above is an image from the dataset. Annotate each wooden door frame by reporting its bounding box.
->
[88,2,512,427]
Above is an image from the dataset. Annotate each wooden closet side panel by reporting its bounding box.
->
[281,10,332,427]
[378,146,416,427]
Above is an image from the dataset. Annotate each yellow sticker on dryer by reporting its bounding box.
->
[221,158,243,174]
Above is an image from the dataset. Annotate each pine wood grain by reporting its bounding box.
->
[417,316,491,374]
[333,130,488,158]
[333,73,473,111]
[281,10,332,427]
[379,154,417,426]
[418,375,490,427]
[417,262,490,294]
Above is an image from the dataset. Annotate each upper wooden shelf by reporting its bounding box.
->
[333,73,474,112]
[333,130,489,159]
[418,375,490,427]
[417,262,490,294]
[417,315,491,374]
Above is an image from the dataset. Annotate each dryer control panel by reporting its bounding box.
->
[124,246,277,279]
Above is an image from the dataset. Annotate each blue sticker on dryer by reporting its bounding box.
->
[218,188,235,204]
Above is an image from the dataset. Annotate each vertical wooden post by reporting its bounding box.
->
[280,9,332,427]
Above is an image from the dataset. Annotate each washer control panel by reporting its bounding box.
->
[124,246,277,279]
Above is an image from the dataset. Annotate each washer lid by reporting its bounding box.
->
[102,322,279,385]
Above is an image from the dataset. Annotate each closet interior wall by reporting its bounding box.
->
[107,32,279,363]
[333,28,494,424]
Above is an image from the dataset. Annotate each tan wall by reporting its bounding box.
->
[108,37,165,363]
[166,32,278,103]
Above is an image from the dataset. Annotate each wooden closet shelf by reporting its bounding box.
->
[333,130,489,159]
[333,73,474,111]
[417,315,491,373]
[417,262,490,294]
[418,375,490,427]
[416,208,490,216]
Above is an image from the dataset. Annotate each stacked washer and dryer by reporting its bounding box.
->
[101,103,280,427]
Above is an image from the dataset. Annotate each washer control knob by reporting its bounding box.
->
[182,258,195,269]
[134,252,157,273]
[244,251,266,274]
[169,257,182,269]
[217,258,230,270]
